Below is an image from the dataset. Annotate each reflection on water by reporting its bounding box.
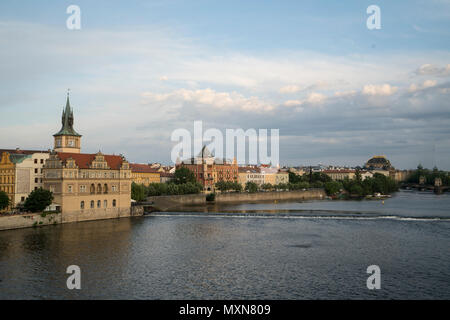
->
[0,191,449,299]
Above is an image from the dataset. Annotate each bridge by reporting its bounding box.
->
[400,183,450,194]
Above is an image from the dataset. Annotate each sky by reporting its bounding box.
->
[1,0,450,169]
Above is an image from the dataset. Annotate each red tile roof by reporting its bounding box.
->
[130,163,160,173]
[56,152,124,169]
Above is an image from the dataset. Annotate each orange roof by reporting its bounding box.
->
[56,152,124,169]
[130,163,160,173]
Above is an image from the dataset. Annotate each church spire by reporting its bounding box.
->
[54,91,81,137]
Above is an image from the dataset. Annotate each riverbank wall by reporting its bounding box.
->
[0,205,144,232]
[147,189,326,212]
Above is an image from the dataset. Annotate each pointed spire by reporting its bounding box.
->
[53,90,81,137]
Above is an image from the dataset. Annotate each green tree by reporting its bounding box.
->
[173,167,197,185]
[23,188,54,212]
[215,180,229,192]
[230,182,242,192]
[131,182,146,201]
[245,181,258,193]
[0,191,10,210]
[324,181,342,195]
[288,171,302,184]
[261,183,273,191]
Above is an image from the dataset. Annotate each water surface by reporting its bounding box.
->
[0,191,449,299]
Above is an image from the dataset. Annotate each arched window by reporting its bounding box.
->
[112,199,116,207]
[103,184,108,194]
[97,184,102,194]
[90,184,95,194]
[90,200,94,208]
[80,201,85,209]
[97,200,101,208]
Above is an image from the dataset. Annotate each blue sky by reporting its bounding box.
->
[1,0,450,169]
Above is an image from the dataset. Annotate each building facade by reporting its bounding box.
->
[0,149,49,211]
[130,163,161,186]
[323,169,356,181]
[238,167,264,187]
[41,95,131,222]
[43,151,131,221]
[177,146,238,192]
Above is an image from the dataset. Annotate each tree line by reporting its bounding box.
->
[407,165,450,186]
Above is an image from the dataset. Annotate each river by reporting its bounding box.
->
[0,190,449,299]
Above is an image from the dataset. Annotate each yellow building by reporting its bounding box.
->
[323,169,356,181]
[0,150,49,211]
[43,151,131,221]
[130,163,161,186]
[0,152,16,211]
[238,167,264,187]
[42,95,131,222]
[275,171,289,184]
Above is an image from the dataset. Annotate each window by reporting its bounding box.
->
[80,201,85,209]
[34,159,38,164]
[68,185,73,193]
[103,184,108,194]
[90,200,94,208]
[90,184,95,194]
[80,185,86,193]
[104,200,107,208]
[97,200,101,208]
[97,184,102,193]
[112,185,117,192]
[21,197,25,202]
[112,199,116,207]
[40,159,44,164]
[34,168,38,174]
[35,178,38,183]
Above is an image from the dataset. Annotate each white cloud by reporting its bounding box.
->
[334,90,357,97]
[279,85,302,94]
[306,92,326,104]
[409,79,437,92]
[415,64,450,77]
[283,100,302,107]
[362,84,398,96]
[142,88,274,112]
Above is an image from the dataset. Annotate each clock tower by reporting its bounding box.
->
[53,93,82,153]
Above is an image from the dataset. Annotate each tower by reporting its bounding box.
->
[53,92,82,153]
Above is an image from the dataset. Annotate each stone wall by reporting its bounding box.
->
[0,206,144,231]
[0,212,62,231]
[147,194,206,211]
[147,189,326,211]
[215,189,326,203]
[61,207,132,223]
